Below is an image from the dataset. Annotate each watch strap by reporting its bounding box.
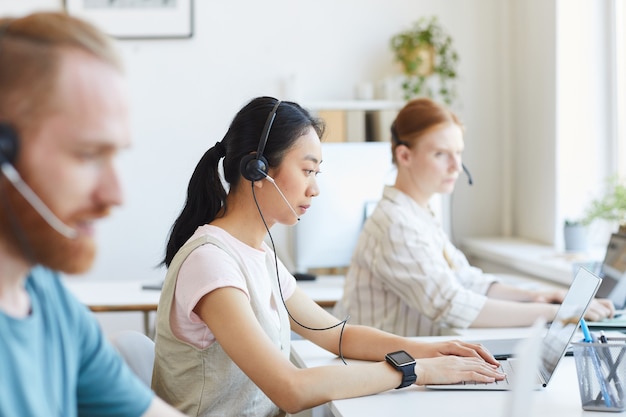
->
[395,362,416,389]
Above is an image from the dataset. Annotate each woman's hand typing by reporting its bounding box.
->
[414,356,505,385]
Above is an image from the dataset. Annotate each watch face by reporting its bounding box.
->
[388,350,415,365]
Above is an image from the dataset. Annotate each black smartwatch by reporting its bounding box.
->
[385,350,417,389]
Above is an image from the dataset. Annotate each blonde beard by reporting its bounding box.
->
[0,179,104,274]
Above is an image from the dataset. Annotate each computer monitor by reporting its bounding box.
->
[289,141,446,274]
[292,142,396,273]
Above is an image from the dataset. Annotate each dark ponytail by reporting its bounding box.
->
[162,96,324,267]
[162,144,226,266]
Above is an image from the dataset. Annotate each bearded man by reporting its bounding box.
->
[0,11,183,417]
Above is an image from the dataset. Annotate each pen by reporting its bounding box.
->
[598,330,624,407]
[580,319,614,407]
[579,318,595,342]
[600,331,608,344]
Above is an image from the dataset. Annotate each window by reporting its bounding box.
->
[616,0,626,177]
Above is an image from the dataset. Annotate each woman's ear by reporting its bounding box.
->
[394,145,412,168]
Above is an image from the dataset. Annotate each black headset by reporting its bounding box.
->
[0,20,19,166]
[245,98,350,363]
[239,99,281,182]
[0,123,19,165]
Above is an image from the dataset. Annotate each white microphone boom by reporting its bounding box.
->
[1,162,78,239]
[264,174,300,222]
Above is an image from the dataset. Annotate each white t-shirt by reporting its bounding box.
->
[170,225,296,349]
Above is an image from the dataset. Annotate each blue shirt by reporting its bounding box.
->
[0,266,153,417]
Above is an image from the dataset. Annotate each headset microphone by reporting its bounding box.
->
[264,174,300,222]
[1,163,79,239]
[462,163,474,186]
[0,123,78,239]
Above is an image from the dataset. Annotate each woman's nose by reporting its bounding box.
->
[308,177,320,197]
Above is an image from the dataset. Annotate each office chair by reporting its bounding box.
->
[110,330,155,387]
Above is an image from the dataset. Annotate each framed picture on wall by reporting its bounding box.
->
[64,0,194,40]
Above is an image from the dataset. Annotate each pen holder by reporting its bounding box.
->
[572,341,626,412]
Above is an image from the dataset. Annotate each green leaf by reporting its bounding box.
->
[582,175,626,226]
[389,15,459,106]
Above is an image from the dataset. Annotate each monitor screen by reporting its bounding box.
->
[601,233,626,280]
[597,233,626,308]
[292,142,397,272]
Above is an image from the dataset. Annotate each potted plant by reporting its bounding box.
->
[390,16,459,105]
[582,175,626,233]
[563,219,588,252]
[563,176,626,251]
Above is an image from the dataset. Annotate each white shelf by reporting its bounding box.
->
[461,236,604,286]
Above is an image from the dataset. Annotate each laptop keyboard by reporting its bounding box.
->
[457,359,514,386]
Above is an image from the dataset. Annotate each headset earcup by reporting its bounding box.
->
[0,123,19,164]
[240,154,269,182]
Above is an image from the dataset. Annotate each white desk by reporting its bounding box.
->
[63,279,161,334]
[296,275,344,308]
[63,275,345,334]
[290,330,623,417]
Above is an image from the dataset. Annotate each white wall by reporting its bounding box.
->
[556,0,613,248]
[509,0,558,244]
[4,0,509,282]
[509,0,615,249]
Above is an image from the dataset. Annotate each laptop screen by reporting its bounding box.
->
[601,233,626,280]
[539,268,601,383]
[596,233,626,309]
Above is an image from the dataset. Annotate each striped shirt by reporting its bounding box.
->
[333,186,497,336]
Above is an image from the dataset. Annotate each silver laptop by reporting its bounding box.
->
[426,267,601,391]
[591,233,626,310]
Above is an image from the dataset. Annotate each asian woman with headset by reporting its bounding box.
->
[152,96,505,416]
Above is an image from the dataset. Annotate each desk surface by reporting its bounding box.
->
[290,330,622,417]
[63,274,345,312]
[63,279,161,312]
[295,275,344,308]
